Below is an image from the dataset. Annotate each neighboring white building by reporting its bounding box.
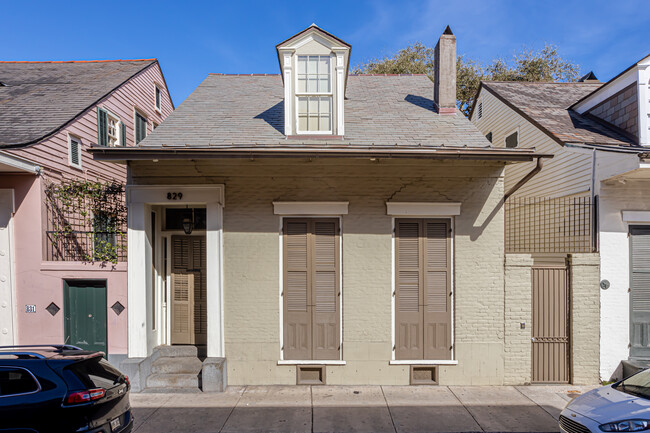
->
[471,54,650,381]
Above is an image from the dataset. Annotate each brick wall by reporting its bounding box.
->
[504,254,534,384]
[570,253,600,384]
[587,83,638,139]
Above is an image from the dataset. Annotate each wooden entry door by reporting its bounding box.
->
[395,219,452,360]
[64,280,107,354]
[630,226,650,359]
[171,236,207,345]
[532,265,570,383]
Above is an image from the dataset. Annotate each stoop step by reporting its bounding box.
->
[152,345,198,358]
[151,357,203,375]
[146,373,200,389]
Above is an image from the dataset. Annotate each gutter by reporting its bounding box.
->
[89,146,553,162]
[504,155,551,199]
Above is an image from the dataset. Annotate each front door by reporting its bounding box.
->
[630,226,650,359]
[170,235,206,345]
[531,265,570,383]
[64,280,107,354]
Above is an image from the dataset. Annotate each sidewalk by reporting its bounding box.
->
[131,384,596,433]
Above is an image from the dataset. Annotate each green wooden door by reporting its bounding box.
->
[64,280,107,355]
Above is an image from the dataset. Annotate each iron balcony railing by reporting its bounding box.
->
[505,196,597,254]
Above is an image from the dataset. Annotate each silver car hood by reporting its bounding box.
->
[568,386,650,423]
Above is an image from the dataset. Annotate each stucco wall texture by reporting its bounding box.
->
[131,158,599,385]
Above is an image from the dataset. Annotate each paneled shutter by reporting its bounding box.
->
[171,236,194,344]
[396,220,423,359]
[283,220,311,360]
[312,220,340,360]
[423,221,451,359]
[396,219,452,360]
[97,108,108,147]
[630,226,650,358]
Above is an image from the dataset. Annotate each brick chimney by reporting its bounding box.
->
[434,25,457,115]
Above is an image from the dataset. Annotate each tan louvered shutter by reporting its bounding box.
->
[312,220,340,360]
[395,220,423,359]
[192,237,207,345]
[171,236,194,344]
[284,220,311,360]
[423,220,452,359]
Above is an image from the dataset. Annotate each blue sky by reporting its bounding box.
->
[2,0,647,106]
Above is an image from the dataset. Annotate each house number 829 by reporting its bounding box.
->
[167,192,183,200]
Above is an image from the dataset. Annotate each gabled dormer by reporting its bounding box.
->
[276,24,351,137]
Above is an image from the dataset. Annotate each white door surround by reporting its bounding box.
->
[0,189,16,346]
[126,185,225,358]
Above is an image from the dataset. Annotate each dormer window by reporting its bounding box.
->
[297,56,332,133]
[276,24,351,137]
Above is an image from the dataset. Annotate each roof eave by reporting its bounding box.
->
[90,146,552,163]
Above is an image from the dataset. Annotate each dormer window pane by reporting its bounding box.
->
[297,96,331,132]
[297,56,330,94]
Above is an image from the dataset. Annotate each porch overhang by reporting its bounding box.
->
[90,145,553,163]
[0,151,41,174]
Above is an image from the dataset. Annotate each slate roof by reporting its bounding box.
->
[480,81,636,147]
[134,74,496,150]
[0,59,157,147]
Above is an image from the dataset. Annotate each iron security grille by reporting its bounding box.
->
[45,181,127,262]
[505,196,596,254]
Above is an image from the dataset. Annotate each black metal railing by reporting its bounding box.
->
[505,196,597,254]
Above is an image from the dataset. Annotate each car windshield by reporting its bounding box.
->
[616,369,650,399]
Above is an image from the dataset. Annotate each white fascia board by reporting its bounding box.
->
[273,201,349,215]
[0,151,41,174]
[573,68,638,114]
[386,202,461,216]
[622,211,650,223]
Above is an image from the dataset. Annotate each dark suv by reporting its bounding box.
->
[0,345,132,433]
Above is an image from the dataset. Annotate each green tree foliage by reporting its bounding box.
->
[354,43,581,116]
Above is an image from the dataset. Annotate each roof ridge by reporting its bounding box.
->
[0,58,156,64]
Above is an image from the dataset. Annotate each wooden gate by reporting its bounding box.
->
[531,264,570,383]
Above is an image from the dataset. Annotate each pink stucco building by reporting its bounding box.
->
[0,59,173,364]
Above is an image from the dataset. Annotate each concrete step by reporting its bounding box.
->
[153,345,199,358]
[146,373,200,389]
[151,357,203,374]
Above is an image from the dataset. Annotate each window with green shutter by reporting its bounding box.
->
[135,112,147,144]
[97,108,108,147]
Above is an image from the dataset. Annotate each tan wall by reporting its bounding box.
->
[132,158,509,385]
[472,89,592,198]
